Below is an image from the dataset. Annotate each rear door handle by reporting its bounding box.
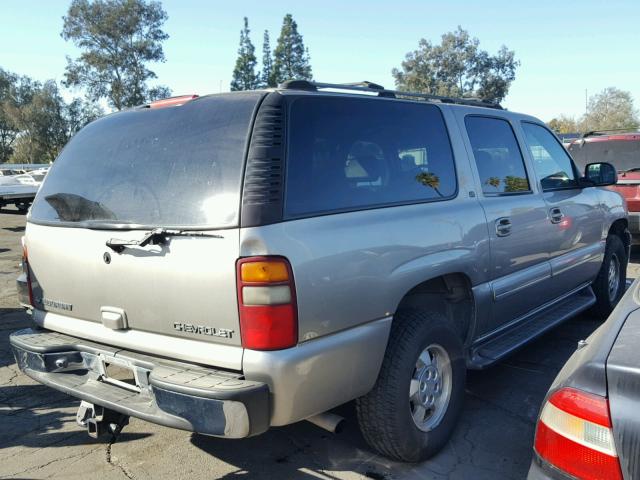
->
[549,207,564,224]
[495,217,512,237]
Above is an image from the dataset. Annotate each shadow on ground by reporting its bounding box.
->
[0,383,151,450]
[0,208,27,216]
[2,226,25,233]
[0,309,152,454]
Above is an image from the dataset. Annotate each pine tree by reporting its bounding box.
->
[261,30,275,87]
[230,17,258,91]
[272,14,312,85]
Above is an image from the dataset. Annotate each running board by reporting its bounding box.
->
[469,287,596,369]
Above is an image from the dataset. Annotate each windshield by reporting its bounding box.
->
[30,92,263,228]
[568,139,640,173]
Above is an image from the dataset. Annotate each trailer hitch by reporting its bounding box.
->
[76,401,129,439]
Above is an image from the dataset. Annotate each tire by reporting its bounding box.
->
[356,309,466,462]
[591,235,627,318]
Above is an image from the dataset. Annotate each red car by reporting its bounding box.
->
[568,131,640,240]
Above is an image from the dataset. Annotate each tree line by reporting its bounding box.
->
[548,87,639,134]
[230,23,520,104]
[392,26,519,104]
[0,69,102,164]
[1,0,171,164]
[230,14,312,90]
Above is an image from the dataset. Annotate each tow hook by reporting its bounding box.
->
[76,401,129,439]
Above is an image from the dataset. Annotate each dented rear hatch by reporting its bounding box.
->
[24,92,265,368]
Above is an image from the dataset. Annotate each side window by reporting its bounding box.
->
[521,122,577,190]
[465,116,530,194]
[285,97,457,217]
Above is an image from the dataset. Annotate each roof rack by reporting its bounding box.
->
[278,80,503,109]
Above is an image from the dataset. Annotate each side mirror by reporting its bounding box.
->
[584,162,618,186]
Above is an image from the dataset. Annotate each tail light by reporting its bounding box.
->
[236,256,297,350]
[21,238,34,307]
[534,387,622,480]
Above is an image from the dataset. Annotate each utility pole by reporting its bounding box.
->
[585,89,588,116]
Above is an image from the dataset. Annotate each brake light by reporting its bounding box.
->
[236,256,298,350]
[21,239,34,306]
[534,388,622,480]
[149,94,198,109]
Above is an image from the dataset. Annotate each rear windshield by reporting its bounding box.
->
[568,139,640,173]
[30,92,262,228]
[285,96,456,218]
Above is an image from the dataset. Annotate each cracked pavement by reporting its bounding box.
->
[1,208,638,479]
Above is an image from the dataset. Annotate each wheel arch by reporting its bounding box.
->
[608,218,630,254]
[394,272,475,346]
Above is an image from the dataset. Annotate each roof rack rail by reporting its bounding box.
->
[278,80,502,109]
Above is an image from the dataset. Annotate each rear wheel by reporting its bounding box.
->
[356,309,465,462]
[591,235,627,317]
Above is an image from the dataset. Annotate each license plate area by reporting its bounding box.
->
[97,355,141,392]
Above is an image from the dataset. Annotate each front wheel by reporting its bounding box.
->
[591,235,627,317]
[356,310,466,462]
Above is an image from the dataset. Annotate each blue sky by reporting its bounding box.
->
[1,0,639,120]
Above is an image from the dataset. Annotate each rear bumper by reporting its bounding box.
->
[10,328,270,438]
[528,455,573,480]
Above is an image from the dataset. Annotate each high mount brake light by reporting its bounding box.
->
[149,95,198,109]
[236,257,298,350]
[534,388,622,480]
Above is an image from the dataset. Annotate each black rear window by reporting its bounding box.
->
[30,92,262,228]
[284,96,456,218]
[569,139,640,172]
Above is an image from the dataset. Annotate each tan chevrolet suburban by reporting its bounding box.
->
[11,80,629,462]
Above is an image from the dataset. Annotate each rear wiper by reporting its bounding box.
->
[621,167,640,173]
[106,228,223,253]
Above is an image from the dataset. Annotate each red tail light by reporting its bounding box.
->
[21,239,34,307]
[534,388,622,480]
[236,256,298,350]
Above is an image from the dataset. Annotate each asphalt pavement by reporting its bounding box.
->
[1,207,638,480]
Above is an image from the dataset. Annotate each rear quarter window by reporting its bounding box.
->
[284,96,457,218]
